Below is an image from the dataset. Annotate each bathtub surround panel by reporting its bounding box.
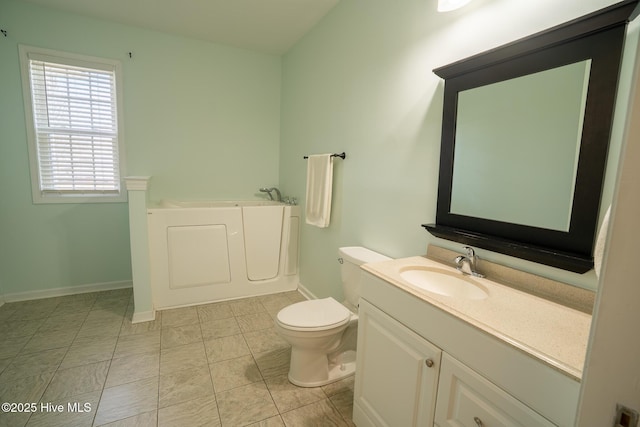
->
[243,205,285,281]
[167,225,232,287]
[148,203,300,308]
[285,216,301,277]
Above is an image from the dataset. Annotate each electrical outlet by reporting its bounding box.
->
[615,404,639,427]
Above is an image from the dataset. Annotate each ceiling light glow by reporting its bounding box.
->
[438,0,473,12]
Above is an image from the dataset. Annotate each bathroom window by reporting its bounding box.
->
[19,45,126,203]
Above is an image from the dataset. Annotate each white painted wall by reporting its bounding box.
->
[577,19,640,424]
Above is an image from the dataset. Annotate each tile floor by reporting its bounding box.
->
[0,289,356,426]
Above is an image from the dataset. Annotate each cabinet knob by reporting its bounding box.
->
[425,358,434,368]
[474,416,483,426]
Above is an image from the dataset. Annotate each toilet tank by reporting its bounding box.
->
[339,246,391,310]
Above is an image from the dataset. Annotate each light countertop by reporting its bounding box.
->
[361,256,592,381]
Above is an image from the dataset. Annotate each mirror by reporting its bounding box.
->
[423,1,639,273]
[450,60,591,232]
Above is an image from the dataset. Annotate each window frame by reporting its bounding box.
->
[19,45,127,204]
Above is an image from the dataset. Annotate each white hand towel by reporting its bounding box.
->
[305,154,334,228]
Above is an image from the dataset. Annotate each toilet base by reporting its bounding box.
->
[288,350,357,388]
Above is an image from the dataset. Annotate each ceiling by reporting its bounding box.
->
[16,0,340,55]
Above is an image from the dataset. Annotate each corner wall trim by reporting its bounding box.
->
[124,176,151,191]
[2,280,133,303]
[132,309,156,324]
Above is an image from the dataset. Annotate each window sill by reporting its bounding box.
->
[33,193,128,204]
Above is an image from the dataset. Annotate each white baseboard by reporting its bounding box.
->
[2,280,133,303]
[296,283,318,300]
[132,309,156,324]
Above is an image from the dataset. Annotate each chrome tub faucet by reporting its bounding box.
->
[259,187,282,202]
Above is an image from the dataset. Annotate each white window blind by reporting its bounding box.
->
[27,56,121,196]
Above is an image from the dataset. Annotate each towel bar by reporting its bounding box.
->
[303,152,346,160]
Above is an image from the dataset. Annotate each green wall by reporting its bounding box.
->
[279,0,633,299]
[1,0,635,300]
[0,0,281,296]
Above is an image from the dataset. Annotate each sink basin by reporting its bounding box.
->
[399,267,489,300]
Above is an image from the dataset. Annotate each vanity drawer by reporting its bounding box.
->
[435,353,556,427]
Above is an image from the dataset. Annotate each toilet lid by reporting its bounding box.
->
[277,297,351,330]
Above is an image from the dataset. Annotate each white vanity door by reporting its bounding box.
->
[435,353,556,427]
[354,299,442,427]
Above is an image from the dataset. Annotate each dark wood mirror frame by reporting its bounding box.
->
[423,0,640,273]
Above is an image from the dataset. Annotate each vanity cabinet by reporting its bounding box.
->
[435,354,555,427]
[353,300,442,426]
[353,270,581,427]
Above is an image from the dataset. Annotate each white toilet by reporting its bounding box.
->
[275,246,391,387]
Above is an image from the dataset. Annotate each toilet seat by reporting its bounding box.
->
[277,297,351,331]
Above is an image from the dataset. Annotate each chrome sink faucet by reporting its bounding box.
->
[259,187,282,202]
[454,246,484,278]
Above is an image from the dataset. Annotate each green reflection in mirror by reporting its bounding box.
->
[450,59,591,232]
